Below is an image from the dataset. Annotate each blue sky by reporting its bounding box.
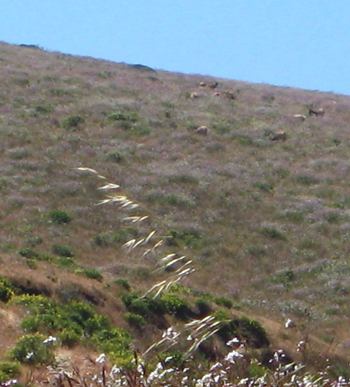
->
[2,1,350,95]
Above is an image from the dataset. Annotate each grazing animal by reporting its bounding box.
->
[199,82,207,87]
[195,126,208,135]
[309,107,325,116]
[271,131,287,141]
[208,81,219,89]
[190,91,199,99]
[293,114,306,121]
[224,90,236,100]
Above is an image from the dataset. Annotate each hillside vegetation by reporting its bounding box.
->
[1,41,350,383]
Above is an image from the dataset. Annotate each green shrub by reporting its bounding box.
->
[107,150,124,163]
[260,227,287,240]
[234,317,269,348]
[52,244,74,257]
[49,210,72,224]
[165,228,202,248]
[123,294,151,317]
[0,278,14,303]
[326,212,342,224]
[62,115,85,130]
[282,211,305,223]
[131,125,150,136]
[19,247,39,259]
[124,312,147,328]
[296,174,319,186]
[68,301,95,326]
[214,296,233,309]
[35,104,54,114]
[108,112,137,122]
[92,227,138,246]
[84,315,111,336]
[9,334,56,365]
[55,256,76,268]
[91,328,133,361]
[195,298,212,316]
[254,181,274,193]
[331,137,341,146]
[160,293,190,320]
[0,362,20,383]
[26,236,43,246]
[58,329,81,348]
[114,279,131,291]
[75,268,103,281]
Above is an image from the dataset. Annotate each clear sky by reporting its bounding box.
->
[2,1,350,95]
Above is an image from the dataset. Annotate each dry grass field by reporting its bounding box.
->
[1,40,350,382]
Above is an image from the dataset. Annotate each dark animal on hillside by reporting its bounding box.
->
[271,131,287,141]
[195,126,208,135]
[208,82,219,89]
[190,91,199,99]
[199,82,207,87]
[309,108,325,117]
[224,90,236,100]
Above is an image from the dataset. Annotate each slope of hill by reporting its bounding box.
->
[1,40,350,380]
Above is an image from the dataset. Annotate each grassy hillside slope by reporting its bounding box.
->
[1,41,350,378]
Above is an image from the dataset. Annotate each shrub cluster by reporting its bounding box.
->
[10,295,132,361]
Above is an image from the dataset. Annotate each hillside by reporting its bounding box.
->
[1,40,350,381]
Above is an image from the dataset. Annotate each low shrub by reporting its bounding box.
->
[26,236,43,246]
[55,256,76,268]
[0,362,21,383]
[106,150,124,163]
[124,312,147,328]
[234,317,269,348]
[195,298,212,316]
[52,244,74,257]
[114,279,131,291]
[75,268,103,281]
[35,104,54,114]
[214,296,233,309]
[49,210,72,224]
[0,278,14,303]
[259,227,287,241]
[108,112,138,122]
[62,115,85,130]
[90,329,133,362]
[295,174,319,186]
[160,293,191,320]
[57,329,81,348]
[19,248,39,259]
[9,334,56,365]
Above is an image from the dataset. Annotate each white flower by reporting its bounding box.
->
[225,350,243,364]
[26,352,34,360]
[297,340,307,352]
[43,336,57,344]
[2,380,18,386]
[226,337,240,347]
[96,353,106,364]
[210,362,223,371]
